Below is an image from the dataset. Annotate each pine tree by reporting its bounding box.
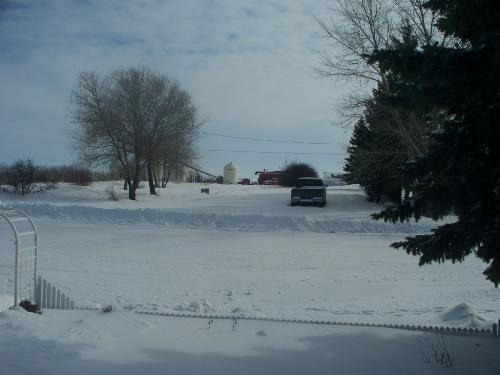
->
[344,88,413,204]
[343,23,432,204]
[370,0,500,285]
[343,118,371,185]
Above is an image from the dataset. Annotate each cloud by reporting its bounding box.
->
[0,0,349,177]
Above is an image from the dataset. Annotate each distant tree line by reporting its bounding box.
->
[319,0,500,285]
[70,66,201,200]
[0,159,93,195]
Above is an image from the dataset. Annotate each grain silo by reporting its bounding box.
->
[223,162,239,184]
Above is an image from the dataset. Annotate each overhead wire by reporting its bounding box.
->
[202,131,405,156]
[202,131,334,145]
[206,149,346,156]
[204,148,407,156]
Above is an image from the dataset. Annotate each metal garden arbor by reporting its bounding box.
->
[0,208,38,306]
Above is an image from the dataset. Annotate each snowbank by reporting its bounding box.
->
[0,183,442,233]
[3,202,435,234]
[441,303,487,328]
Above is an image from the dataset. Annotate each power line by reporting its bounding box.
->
[204,149,408,156]
[205,149,347,156]
[203,131,333,145]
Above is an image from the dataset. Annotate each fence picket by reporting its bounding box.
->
[50,286,56,308]
[35,276,42,306]
[46,283,52,308]
[34,276,77,311]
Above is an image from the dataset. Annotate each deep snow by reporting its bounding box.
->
[1,221,498,328]
[1,308,499,375]
[1,183,499,374]
[1,182,437,233]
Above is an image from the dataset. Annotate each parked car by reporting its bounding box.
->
[290,177,326,207]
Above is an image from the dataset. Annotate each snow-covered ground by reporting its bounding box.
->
[1,221,498,328]
[0,182,437,233]
[2,308,499,375]
[1,183,499,374]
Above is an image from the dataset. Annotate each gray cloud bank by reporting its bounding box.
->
[0,0,350,178]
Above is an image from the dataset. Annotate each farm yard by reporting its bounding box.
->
[1,183,499,374]
[2,0,499,372]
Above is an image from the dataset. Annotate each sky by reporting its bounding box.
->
[0,0,353,179]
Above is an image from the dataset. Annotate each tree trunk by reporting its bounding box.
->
[128,175,141,200]
[128,183,136,200]
[147,162,156,195]
[128,168,139,200]
[153,162,159,187]
[404,187,410,201]
[163,167,173,188]
[123,177,130,190]
[387,185,402,205]
[161,161,167,188]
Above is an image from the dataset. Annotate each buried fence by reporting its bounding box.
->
[133,310,500,338]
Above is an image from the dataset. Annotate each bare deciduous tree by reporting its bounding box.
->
[318,0,451,201]
[394,0,448,46]
[145,83,202,193]
[317,0,449,128]
[316,0,396,131]
[70,66,201,200]
[316,0,395,86]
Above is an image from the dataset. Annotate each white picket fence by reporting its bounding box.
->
[135,310,500,338]
[34,275,75,310]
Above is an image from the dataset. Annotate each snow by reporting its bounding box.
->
[0,182,499,373]
[441,303,487,328]
[0,182,437,233]
[0,294,12,311]
[256,329,270,336]
[1,308,499,375]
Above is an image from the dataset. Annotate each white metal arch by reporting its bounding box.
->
[0,208,38,306]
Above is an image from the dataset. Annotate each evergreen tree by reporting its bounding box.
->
[344,85,417,204]
[343,118,371,185]
[344,23,433,204]
[370,0,500,285]
[344,111,404,203]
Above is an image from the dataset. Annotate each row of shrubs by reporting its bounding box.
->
[0,159,93,196]
[1,159,323,196]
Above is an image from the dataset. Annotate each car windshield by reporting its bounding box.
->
[295,178,323,188]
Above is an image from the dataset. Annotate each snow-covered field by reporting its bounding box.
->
[1,182,438,233]
[1,182,499,374]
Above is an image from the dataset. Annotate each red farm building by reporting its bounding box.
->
[254,170,284,185]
